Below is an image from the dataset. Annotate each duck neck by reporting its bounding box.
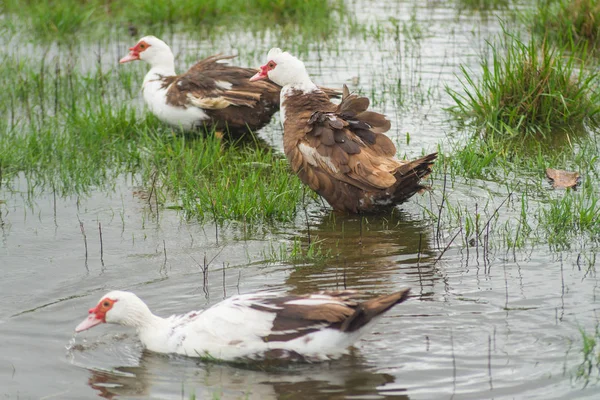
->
[144,53,176,84]
[118,301,167,332]
[283,74,318,94]
[137,313,167,332]
[135,312,171,352]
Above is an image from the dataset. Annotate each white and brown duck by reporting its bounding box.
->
[75,289,410,362]
[250,49,437,213]
[119,36,283,137]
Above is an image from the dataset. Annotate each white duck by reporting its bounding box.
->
[75,289,410,362]
[120,36,282,137]
[250,49,437,213]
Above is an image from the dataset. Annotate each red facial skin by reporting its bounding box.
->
[250,60,277,81]
[89,297,118,322]
[119,40,151,63]
[75,297,118,332]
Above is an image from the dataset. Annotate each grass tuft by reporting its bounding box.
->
[149,134,304,224]
[261,237,334,264]
[447,28,600,148]
[534,0,600,48]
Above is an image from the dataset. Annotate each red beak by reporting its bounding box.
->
[119,47,140,63]
[250,64,269,82]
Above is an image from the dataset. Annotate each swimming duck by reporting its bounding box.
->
[75,289,410,362]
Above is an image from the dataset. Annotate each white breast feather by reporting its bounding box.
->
[142,70,208,130]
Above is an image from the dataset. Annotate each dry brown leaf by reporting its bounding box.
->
[546,168,580,189]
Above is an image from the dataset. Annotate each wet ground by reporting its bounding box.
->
[2,0,600,399]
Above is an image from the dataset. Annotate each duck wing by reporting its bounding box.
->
[292,85,401,192]
[163,54,280,110]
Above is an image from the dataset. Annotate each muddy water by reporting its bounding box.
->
[2,0,600,399]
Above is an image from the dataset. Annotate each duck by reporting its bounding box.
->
[120,36,339,138]
[119,36,281,137]
[75,288,410,362]
[250,49,437,213]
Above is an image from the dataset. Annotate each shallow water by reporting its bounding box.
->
[2,0,600,399]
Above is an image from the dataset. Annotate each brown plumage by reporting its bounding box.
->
[249,289,411,343]
[159,54,281,137]
[158,55,339,137]
[283,85,437,213]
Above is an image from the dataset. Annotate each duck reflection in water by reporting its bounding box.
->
[281,209,437,297]
[86,349,410,400]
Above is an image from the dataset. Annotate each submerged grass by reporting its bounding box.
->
[0,49,304,224]
[2,0,348,42]
[261,237,334,264]
[576,324,600,386]
[447,28,600,148]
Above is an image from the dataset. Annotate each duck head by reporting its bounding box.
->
[250,48,312,87]
[119,36,174,68]
[75,290,152,332]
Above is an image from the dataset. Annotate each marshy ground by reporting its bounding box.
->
[1,0,600,399]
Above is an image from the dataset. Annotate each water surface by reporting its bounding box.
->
[1,1,600,399]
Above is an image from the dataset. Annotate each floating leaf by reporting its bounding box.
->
[546,168,580,189]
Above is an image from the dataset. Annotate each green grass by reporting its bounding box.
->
[422,130,600,254]
[540,178,600,249]
[150,134,304,223]
[412,23,600,255]
[455,0,510,11]
[0,50,305,225]
[447,28,600,149]
[576,324,600,386]
[533,0,600,49]
[1,0,348,42]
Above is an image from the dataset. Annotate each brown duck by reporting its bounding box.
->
[250,48,437,213]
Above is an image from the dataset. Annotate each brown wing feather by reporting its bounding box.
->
[165,54,280,108]
[158,54,281,135]
[160,55,340,137]
[340,289,411,332]
[254,290,410,342]
[291,86,401,192]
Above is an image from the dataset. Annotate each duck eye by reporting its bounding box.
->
[103,301,110,307]
[139,44,145,49]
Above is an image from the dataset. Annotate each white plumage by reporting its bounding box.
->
[75,289,410,362]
